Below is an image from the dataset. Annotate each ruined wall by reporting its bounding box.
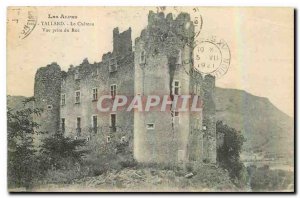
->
[33,62,62,146]
[113,27,132,57]
[33,12,216,164]
[60,28,134,152]
[188,70,204,161]
[202,75,216,163]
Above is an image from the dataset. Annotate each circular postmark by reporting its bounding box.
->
[7,7,38,41]
[193,36,231,78]
[20,7,38,39]
[171,7,203,42]
[190,7,203,39]
[153,7,230,79]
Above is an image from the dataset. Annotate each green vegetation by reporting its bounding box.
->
[48,163,238,192]
[8,97,42,188]
[248,165,294,191]
[7,98,89,189]
[216,120,247,186]
[39,133,88,171]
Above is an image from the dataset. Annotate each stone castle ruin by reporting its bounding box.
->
[33,11,216,164]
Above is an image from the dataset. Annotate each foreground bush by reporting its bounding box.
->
[248,165,294,191]
[216,121,247,186]
[7,97,42,189]
[39,133,89,171]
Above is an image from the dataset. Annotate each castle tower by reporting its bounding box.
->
[113,27,132,57]
[31,11,216,165]
[202,75,216,163]
[133,11,212,164]
[33,62,62,144]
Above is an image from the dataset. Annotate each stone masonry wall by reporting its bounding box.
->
[33,62,62,146]
[33,11,216,164]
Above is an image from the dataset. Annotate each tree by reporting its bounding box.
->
[8,97,89,188]
[7,97,43,188]
[39,132,89,171]
[216,121,246,184]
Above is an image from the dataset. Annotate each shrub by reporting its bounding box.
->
[119,159,138,169]
[7,98,43,189]
[216,121,246,185]
[39,133,89,171]
[185,162,194,172]
[248,166,294,191]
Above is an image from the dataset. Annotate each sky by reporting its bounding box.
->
[7,7,294,116]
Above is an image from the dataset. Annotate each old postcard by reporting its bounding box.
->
[7,6,294,192]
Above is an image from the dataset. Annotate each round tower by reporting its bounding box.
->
[33,62,62,144]
[133,11,195,164]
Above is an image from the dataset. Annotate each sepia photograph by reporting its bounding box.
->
[6,6,294,192]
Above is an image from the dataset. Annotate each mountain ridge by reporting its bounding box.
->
[215,87,294,159]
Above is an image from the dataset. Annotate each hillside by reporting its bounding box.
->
[215,87,294,159]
